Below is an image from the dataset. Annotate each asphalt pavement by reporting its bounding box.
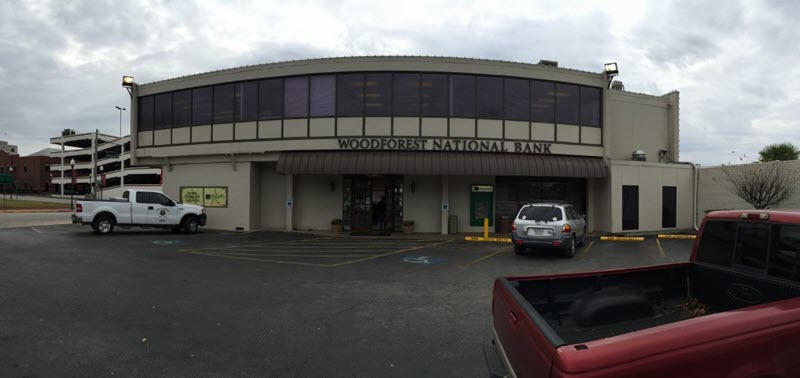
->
[0,224,694,377]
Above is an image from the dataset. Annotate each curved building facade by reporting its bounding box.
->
[130,56,693,233]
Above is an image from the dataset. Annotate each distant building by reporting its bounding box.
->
[0,140,18,155]
[0,142,59,194]
[50,131,161,198]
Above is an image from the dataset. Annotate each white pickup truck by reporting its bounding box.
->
[72,189,207,235]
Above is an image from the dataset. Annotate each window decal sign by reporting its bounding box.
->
[180,187,228,208]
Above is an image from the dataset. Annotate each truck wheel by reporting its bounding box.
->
[514,244,524,255]
[93,216,114,235]
[182,216,199,234]
[563,237,576,258]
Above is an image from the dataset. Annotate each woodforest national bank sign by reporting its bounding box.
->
[337,138,552,154]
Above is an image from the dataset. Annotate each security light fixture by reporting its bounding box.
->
[121,76,134,87]
[70,158,76,168]
[632,149,646,161]
[604,62,619,88]
[604,62,619,76]
[99,166,104,172]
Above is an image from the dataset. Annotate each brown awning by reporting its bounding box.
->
[276,151,607,178]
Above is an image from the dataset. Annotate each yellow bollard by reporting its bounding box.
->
[483,217,489,239]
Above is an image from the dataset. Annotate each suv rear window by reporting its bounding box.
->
[518,206,563,222]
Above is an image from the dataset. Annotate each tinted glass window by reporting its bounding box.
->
[213,84,235,123]
[734,225,769,271]
[138,96,154,130]
[337,74,364,117]
[310,75,335,117]
[696,221,736,267]
[192,87,212,125]
[450,75,475,118]
[394,73,420,117]
[555,83,579,124]
[421,74,447,117]
[235,81,258,122]
[258,79,283,120]
[531,80,555,123]
[172,90,192,127]
[284,77,308,118]
[504,78,529,121]
[365,74,391,116]
[518,206,563,221]
[580,86,601,126]
[135,192,151,204]
[770,226,800,281]
[154,93,172,129]
[123,191,130,199]
[152,193,172,206]
[477,76,502,119]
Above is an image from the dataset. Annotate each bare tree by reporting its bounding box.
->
[713,161,800,209]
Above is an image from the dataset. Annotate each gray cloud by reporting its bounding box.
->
[0,0,797,165]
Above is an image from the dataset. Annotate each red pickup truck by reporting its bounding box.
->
[486,210,800,378]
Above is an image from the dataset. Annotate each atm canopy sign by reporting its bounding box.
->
[337,138,552,154]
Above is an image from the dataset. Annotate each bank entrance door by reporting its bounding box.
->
[343,175,403,232]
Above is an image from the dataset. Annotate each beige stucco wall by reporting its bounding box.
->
[697,160,800,222]
[605,91,673,162]
[606,160,694,233]
[590,177,612,233]
[404,175,442,233]
[292,174,343,231]
[259,163,287,229]
[162,161,256,230]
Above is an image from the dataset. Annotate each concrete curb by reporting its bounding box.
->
[464,236,512,243]
[0,209,72,214]
[657,234,697,239]
[599,236,645,241]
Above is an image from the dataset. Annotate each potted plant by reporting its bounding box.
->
[330,218,343,233]
[402,220,415,234]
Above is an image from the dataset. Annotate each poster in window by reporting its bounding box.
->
[180,187,203,206]
[203,187,228,208]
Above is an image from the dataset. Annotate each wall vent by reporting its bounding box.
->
[611,81,625,91]
[538,60,558,67]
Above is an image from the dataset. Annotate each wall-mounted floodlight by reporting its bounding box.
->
[604,62,619,88]
[632,149,646,161]
[122,76,135,87]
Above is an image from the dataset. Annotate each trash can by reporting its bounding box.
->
[497,216,512,234]
[448,215,458,234]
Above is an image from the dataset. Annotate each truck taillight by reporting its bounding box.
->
[511,222,516,231]
[75,204,82,213]
[740,212,769,220]
[562,223,572,233]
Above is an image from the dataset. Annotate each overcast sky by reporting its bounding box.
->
[1,0,797,165]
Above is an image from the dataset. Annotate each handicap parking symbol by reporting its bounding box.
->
[402,255,447,265]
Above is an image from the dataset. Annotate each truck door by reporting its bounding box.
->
[132,192,151,224]
[147,192,180,225]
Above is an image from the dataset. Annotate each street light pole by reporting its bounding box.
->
[8,166,13,200]
[115,106,127,190]
[69,158,75,210]
[99,165,104,200]
[115,106,126,138]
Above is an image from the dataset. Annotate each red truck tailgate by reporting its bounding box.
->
[493,278,558,378]
[550,297,800,377]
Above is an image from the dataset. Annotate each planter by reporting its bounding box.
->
[402,225,414,234]
[331,224,343,233]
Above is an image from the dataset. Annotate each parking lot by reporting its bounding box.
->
[0,224,694,377]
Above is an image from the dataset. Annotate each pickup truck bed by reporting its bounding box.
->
[507,263,800,346]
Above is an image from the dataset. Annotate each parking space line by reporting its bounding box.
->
[186,251,334,267]
[656,239,666,258]
[576,241,595,260]
[330,239,454,267]
[461,246,511,268]
[204,253,375,258]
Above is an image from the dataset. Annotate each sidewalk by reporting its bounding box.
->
[6,195,72,204]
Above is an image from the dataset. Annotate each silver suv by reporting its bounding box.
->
[510,202,587,258]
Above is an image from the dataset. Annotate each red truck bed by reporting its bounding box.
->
[489,210,800,377]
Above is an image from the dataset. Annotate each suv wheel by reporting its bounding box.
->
[577,229,587,246]
[563,236,576,258]
[93,216,114,235]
